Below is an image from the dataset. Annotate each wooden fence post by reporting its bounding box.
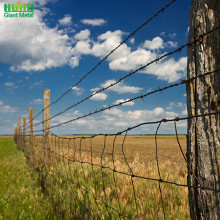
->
[23,117,26,151]
[16,125,18,144]
[43,89,51,166]
[29,107,34,157]
[14,127,16,143]
[187,0,220,218]
[20,117,22,149]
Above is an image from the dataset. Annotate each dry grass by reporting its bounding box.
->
[22,135,189,219]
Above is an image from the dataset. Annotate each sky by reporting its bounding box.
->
[0,0,191,135]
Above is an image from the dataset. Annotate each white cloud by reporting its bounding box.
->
[165,41,178,48]
[74,40,91,55]
[81,18,106,26]
[72,86,84,96]
[58,15,72,26]
[143,37,177,50]
[113,99,135,106]
[90,92,107,101]
[49,103,187,134]
[147,88,153,93]
[74,29,90,41]
[166,102,185,110]
[182,108,187,115]
[5,82,15,87]
[72,30,186,83]
[0,101,17,113]
[168,33,177,38]
[91,30,130,59]
[0,4,77,72]
[183,94,187,97]
[33,80,44,86]
[130,38,135,44]
[186,27,190,35]
[90,87,100,92]
[0,3,186,85]
[100,80,143,94]
[143,57,187,83]
[30,98,43,105]
[109,48,156,71]
[143,37,164,50]
[153,107,164,116]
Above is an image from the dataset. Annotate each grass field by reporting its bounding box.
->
[0,138,54,219]
[2,135,190,219]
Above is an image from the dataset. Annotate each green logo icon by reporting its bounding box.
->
[4,2,34,18]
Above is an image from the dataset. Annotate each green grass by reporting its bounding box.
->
[0,138,54,219]
[0,137,190,219]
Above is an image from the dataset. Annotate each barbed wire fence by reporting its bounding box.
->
[13,0,220,218]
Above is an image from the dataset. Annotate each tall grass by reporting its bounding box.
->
[0,138,54,219]
[31,152,189,219]
[14,135,190,219]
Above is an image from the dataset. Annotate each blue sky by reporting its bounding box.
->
[0,0,191,135]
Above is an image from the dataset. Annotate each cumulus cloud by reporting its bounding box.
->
[100,80,143,94]
[168,33,177,38]
[50,106,185,135]
[143,37,177,50]
[113,99,135,106]
[143,57,187,82]
[58,15,72,26]
[72,86,84,96]
[0,101,17,113]
[0,1,186,84]
[109,48,156,71]
[80,18,106,26]
[143,37,164,50]
[182,108,188,115]
[130,38,135,44]
[74,29,90,41]
[30,99,43,105]
[0,3,78,72]
[165,41,178,48]
[74,40,91,55]
[90,92,107,101]
[73,30,185,82]
[5,82,16,88]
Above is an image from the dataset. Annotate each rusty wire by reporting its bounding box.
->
[32,67,220,133]
[28,25,220,130]
[26,0,178,127]
[15,110,220,219]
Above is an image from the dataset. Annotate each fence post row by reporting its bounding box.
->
[29,107,34,157]
[43,89,51,166]
[23,117,26,151]
[19,117,22,150]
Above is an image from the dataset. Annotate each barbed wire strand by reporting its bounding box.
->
[26,0,177,126]
[33,67,220,133]
[29,26,220,129]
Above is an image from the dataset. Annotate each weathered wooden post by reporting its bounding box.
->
[29,107,35,157]
[187,0,220,219]
[19,116,22,150]
[16,125,18,145]
[14,127,16,143]
[23,117,26,151]
[43,89,51,166]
